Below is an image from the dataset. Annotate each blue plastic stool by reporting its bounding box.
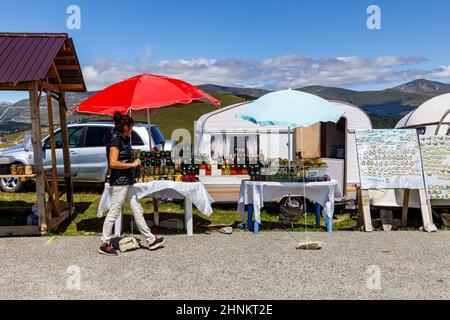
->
[326,216,333,233]
[316,202,332,233]
[246,204,259,234]
[315,203,321,227]
[247,204,254,230]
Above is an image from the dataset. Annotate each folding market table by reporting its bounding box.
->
[237,180,342,234]
[98,181,214,236]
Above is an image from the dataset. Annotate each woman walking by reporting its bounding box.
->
[99,112,165,255]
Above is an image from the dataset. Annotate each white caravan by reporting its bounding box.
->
[194,100,373,203]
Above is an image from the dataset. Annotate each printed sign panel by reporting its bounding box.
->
[419,135,450,200]
[355,129,424,190]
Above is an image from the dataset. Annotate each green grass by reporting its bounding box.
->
[3,190,448,235]
[1,131,25,148]
[1,127,50,148]
[0,190,358,236]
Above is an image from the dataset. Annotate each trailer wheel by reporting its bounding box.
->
[278,197,305,226]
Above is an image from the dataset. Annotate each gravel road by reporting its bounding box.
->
[0,231,449,300]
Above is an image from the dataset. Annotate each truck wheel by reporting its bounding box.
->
[0,176,23,193]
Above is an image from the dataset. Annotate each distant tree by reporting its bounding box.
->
[369,114,403,129]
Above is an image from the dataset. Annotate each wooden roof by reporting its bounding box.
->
[0,33,86,92]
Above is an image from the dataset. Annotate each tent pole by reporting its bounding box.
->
[288,126,291,203]
[146,108,152,148]
[288,126,291,172]
[146,107,159,225]
[129,109,132,145]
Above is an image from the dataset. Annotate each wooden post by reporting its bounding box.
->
[356,188,364,227]
[184,198,193,236]
[360,189,373,232]
[47,91,60,214]
[153,198,160,226]
[58,92,74,214]
[29,82,47,233]
[418,189,437,232]
[401,189,410,228]
[44,176,61,217]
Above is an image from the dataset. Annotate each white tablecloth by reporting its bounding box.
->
[98,181,214,217]
[237,180,342,223]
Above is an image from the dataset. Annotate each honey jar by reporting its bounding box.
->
[25,165,33,175]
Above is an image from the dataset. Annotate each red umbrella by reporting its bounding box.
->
[71,73,220,115]
[70,74,220,148]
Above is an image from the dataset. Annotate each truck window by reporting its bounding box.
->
[131,131,145,146]
[85,127,113,147]
[150,126,165,146]
[44,127,85,149]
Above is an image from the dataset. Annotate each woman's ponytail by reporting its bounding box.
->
[113,111,134,133]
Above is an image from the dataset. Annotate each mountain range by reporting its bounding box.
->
[200,79,449,116]
[1,79,449,131]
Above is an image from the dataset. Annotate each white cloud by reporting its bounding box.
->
[82,53,449,91]
[432,65,450,78]
[372,56,427,67]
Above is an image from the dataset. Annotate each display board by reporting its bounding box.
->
[419,135,450,200]
[355,129,424,189]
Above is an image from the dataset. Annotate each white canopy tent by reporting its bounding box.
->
[395,93,450,136]
[373,93,450,209]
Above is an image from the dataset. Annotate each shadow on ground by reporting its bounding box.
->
[74,212,213,235]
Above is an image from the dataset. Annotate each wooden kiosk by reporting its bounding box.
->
[0,33,86,236]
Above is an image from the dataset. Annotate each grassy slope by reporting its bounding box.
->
[0,128,49,148]
[140,94,246,138]
[0,94,244,148]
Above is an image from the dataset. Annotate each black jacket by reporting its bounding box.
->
[105,130,135,186]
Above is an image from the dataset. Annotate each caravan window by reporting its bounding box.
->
[210,134,225,160]
[245,135,258,156]
[210,134,259,160]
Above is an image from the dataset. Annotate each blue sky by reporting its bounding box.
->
[1,0,450,102]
